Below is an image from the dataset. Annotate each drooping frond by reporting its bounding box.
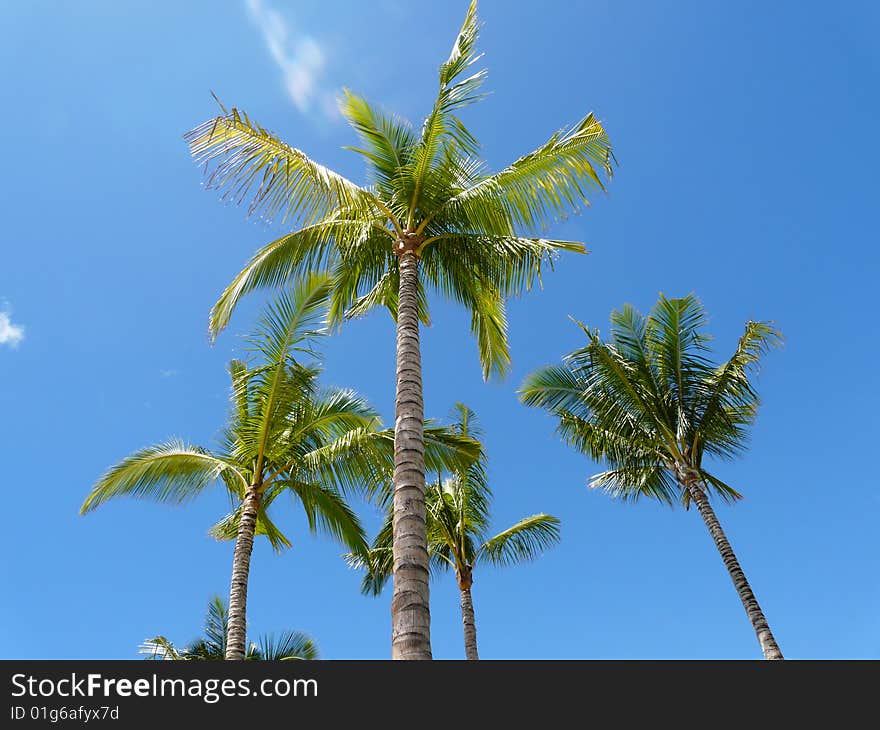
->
[210,220,385,336]
[81,442,246,514]
[208,486,292,553]
[185,105,373,226]
[346,508,394,597]
[476,514,561,567]
[286,479,369,556]
[588,463,679,505]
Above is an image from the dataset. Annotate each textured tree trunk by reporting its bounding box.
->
[458,569,479,660]
[390,247,431,660]
[225,488,261,660]
[687,484,784,660]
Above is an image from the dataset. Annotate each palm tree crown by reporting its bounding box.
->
[520,294,782,506]
[141,596,318,661]
[185,0,613,378]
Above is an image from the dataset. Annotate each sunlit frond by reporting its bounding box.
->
[185,106,373,226]
[477,514,561,567]
[81,442,246,514]
[435,113,612,234]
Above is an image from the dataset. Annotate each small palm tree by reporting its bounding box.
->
[140,596,318,660]
[353,405,560,660]
[82,275,386,660]
[520,294,784,659]
[185,1,612,659]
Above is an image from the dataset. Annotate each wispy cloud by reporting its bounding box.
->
[160,369,178,378]
[0,305,24,348]
[244,0,339,121]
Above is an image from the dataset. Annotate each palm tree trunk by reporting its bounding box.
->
[225,487,261,660]
[687,484,783,660]
[458,570,479,660]
[390,247,432,660]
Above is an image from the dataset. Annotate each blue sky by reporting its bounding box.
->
[2,0,878,659]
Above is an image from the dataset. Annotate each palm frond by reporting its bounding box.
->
[407,0,486,224]
[287,480,369,556]
[339,88,417,196]
[185,106,373,226]
[476,514,561,567]
[208,490,292,553]
[139,636,180,660]
[693,320,782,461]
[81,442,246,514]
[251,631,319,660]
[436,113,612,234]
[210,220,379,336]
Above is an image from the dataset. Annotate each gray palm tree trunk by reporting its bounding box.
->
[458,570,479,660]
[225,487,261,660]
[390,244,432,660]
[687,484,784,660]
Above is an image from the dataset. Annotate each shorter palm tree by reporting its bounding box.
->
[140,596,318,660]
[82,274,476,660]
[520,294,784,659]
[353,404,560,660]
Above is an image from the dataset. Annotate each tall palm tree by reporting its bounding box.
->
[352,404,560,660]
[185,1,612,659]
[82,275,386,659]
[520,294,784,659]
[140,596,318,660]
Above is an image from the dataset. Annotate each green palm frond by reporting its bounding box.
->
[694,320,782,461]
[250,631,319,661]
[287,479,368,556]
[210,220,382,336]
[476,514,561,567]
[433,113,612,235]
[80,442,246,514]
[139,636,181,660]
[339,89,417,196]
[407,0,486,225]
[346,508,394,597]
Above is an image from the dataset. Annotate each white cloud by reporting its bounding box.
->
[244,0,339,120]
[0,308,24,348]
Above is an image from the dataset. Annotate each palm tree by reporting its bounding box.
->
[82,274,387,660]
[520,294,784,659]
[140,596,318,660]
[352,404,560,660]
[184,1,612,659]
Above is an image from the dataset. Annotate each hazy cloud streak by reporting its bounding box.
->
[244,0,339,120]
